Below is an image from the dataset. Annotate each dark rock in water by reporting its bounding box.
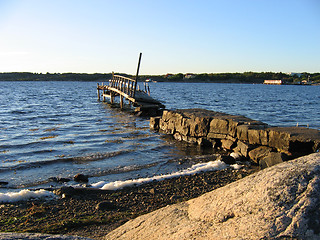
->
[53,186,76,198]
[221,155,236,165]
[74,174,89,183]
[49,177,71,183]
[49,177,58,182]
[149,117,161,130]
[96,201,117,211]
[58,177,71,183]
[0,181,8,186]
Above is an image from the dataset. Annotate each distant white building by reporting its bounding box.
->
[184,73,196,79]
[264,80,283,85]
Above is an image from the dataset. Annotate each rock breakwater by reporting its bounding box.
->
[150,109,320,168]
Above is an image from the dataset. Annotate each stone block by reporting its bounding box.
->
[227,119,240,138]
[149,117,160,130]
[207,133,228,139]
[167,118,177,134]
[259,129,268,146]
[209,118,229,135]
[159,119,174,134]
[163,111,182,123]
[182,135,197,144]
[259,152,287,169]
[161,110,170,121]
[248,125,269,145]
[159,118,167,131]
[173,132,183,141]
[236,125,249,142]
[234,141,249,157]
[189,117,210,137]
[226,135,237,142]
[268,128,290,151]
[248,146,273,164]
[221,139,236,150]
[248,128,261,145]
[175,117,189,136]
[272,127,320,154]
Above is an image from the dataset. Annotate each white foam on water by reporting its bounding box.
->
[91,160,242,190]
[0,160,244,202]
[231,163,243,170]
[0,189,56,203]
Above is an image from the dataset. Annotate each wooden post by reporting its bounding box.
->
[120,96,124,109]
[110,92,114,104]
[97,83,100,101]
[133,52,142,97]
[111,72,114,87]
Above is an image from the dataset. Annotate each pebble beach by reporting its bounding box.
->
[0,163,258,240]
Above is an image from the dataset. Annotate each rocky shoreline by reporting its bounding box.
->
[0,161,258,240]
[151,109,320,168]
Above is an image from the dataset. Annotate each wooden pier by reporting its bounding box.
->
[97,53,164,115]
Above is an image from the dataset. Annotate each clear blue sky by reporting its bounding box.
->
[0,0,319,75]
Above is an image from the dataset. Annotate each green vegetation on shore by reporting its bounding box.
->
[0,72,320,84]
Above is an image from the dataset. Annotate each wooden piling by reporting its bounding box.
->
[120,96,124,109]
[97,83,100,101]
[110,92,114,104]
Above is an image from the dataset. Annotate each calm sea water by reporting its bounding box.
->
[0,81,319,193]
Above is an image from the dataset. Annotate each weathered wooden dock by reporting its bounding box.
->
[97,53,164,115]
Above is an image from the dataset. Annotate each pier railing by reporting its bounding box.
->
[110,73,137,98]
[96,53,164,112]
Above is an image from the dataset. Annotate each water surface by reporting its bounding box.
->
[0,81,319,193]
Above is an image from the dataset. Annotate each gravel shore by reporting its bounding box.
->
[0,164,258,240]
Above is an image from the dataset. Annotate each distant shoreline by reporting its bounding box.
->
[1,72,319,84]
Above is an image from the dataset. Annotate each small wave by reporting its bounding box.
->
[91,160,242,190]
[0,140,50,149]
[91,161,161,177]
[10,110,32,114]
[0,150,133,173]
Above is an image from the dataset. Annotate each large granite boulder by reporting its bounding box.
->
[106,153,320,240]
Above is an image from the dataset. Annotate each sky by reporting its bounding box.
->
[0,0,319,75]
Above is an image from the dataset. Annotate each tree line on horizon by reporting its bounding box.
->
[0,71,319,83]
